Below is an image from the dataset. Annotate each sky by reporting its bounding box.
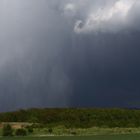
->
[0,0,140,111]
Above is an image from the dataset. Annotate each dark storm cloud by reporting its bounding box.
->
[0,0,140,111]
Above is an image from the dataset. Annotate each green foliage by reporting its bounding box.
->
[1,108,140,128]
[48,128,53,134]
[15,128,27,136]
[26,126,34,133]
[70,131,77,135]
[2,124,13,136]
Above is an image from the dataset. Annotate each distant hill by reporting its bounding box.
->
[0,108,140,128]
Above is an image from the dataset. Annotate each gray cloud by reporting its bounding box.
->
[61,0,140,33]
[0,0,140,111]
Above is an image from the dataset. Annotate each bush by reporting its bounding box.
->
[27,127,34,133]
[70,131,77,135]
[48,128,53,133]
[15,128,27,136]
[2,124,13,136]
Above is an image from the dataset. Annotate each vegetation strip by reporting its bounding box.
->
[1,108,140,137]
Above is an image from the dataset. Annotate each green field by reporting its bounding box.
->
[0,135,140,140]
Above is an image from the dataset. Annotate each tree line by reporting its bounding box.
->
[0,108,140,128]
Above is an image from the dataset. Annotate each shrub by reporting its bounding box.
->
[48,128,53,133]
[27,127,34,133]
[70,131,77,135]
[15,128,27,136]
[2,124,13,136]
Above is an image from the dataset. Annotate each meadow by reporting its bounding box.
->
[1,135,140,140]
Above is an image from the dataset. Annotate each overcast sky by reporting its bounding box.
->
[0,0,140,111]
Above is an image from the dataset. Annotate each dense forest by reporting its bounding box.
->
[0,108,140,128]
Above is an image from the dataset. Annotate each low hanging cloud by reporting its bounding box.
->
[63,0,140,33]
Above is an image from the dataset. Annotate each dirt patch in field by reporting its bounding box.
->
[0,122,32,129]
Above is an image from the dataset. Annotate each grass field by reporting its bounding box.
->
[32,126,140,136]
[0,135,140,140]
